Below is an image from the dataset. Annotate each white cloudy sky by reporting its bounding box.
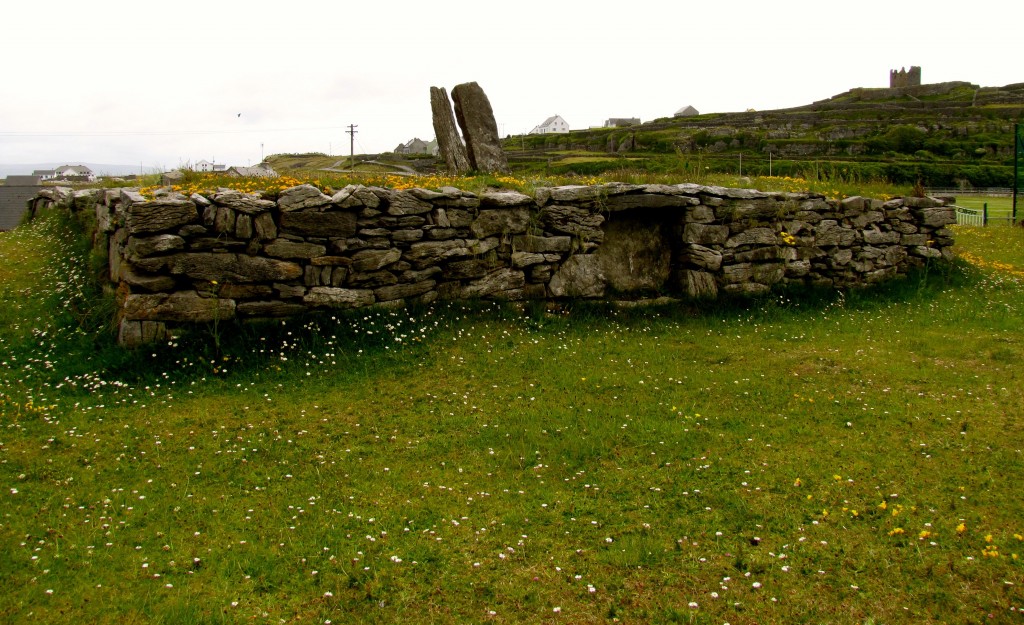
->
[1,0,1018,172]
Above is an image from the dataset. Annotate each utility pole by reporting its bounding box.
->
[347,124,358,171]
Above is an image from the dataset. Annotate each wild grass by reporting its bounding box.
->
[1,209,1023,624]
[952,222,1024,276]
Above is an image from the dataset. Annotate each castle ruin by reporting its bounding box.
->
[890,66,922,88]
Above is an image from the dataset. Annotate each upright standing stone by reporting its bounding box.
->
[451,81,510,174]
[430,86,471,175]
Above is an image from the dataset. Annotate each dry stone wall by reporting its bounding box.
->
[33,183,956,346]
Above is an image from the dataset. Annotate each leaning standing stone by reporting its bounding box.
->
[430,86,471,175]
[451,81,510,174]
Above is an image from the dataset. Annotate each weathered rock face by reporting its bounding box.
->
[34,181,956,345]
[277,184,332,212]
[596,218,673,293]
[430,86,471,175]
[450,82,510,174]
[123,194,198,235]
[549,255,605,298]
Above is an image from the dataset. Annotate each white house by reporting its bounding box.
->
[53,165,95,181]
[194,160,226,172]
[529,115,570,135]
[31,169,56,180]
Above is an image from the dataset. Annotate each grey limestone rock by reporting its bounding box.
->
[914,207,956,228]
[375,280,437,302]
[121,290,236,323]
[681,270,718,299]
[539,205,605,242]
[549,255,605,298]
[263,239,327,260]
[404,240,473,267]
[480,191,534,207]
[304,287,375,308]
[595,219,670,293]
[126,234,185,260]
[211,190,276,215]
[512,235,573,254]
[684,223,730,246]
[166,253,303,282]
[351,248,402,272]
[430,86,472,175]
[117,320,168,348]
[684,244,724,271]
[277,184,332,212]
[237,301,309,318]
[125,197,198,235]
[451,81,509,174]
[471,208,531,239]
[462,268,526,298]
[280,211,357,238]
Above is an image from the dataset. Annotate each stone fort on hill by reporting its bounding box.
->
[890,66,922,88]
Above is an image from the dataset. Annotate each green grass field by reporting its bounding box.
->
[955,196,1016,212]
[1,209,1023,624]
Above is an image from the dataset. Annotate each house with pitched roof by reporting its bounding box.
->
[225,163,278,178]
[195,160,227,172]
[394,138,438,155]
[53,165,95,181]
[529,115,570,135]
[674,105,700,118]
[605,118,640,128]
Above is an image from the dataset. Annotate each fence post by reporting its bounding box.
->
[1014,123,1020,224]
[983,203,988,226]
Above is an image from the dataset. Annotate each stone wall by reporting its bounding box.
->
[30,183,956,346]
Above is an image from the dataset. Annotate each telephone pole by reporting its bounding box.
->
[346,124,358,171]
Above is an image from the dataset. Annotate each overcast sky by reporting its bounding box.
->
[1,0,1019,173]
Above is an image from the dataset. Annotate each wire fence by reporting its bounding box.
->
[927,188,1014,196]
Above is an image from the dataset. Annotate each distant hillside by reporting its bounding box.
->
[502,81,1024,187]
[264,152,439,177]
